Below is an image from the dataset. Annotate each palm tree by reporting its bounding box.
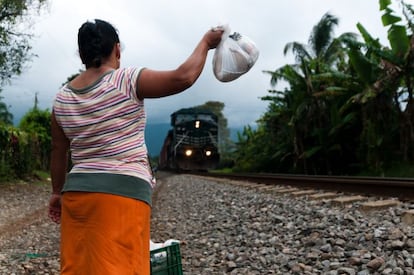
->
[265,12,357,174]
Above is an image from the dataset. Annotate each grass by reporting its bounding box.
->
[0,170,50,186]
[382,163,414,178]
[214,162,414,178]
[210,168,233,173]
[30,170,51,185]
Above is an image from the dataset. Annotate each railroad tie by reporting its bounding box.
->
[360,199,401,211]
[273,187,298,194]
[258,185,275,190]
[309,192,338,200]
[331,195,366,206]
[239,182,256,187]
[291,190,317,197]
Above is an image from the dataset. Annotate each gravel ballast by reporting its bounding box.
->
[1,175,414,274]
[151,175,414,274]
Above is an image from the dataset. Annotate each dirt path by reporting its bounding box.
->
[0,182,49,234]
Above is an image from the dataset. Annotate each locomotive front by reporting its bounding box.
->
[168,108,220,171]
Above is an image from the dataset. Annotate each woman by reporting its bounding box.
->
[48,19,223,274]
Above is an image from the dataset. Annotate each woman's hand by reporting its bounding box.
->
[48,193,61,224]
[204,27,224,49]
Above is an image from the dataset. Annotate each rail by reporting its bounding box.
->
[190,172,414,201]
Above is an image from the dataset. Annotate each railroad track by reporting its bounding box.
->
[189,172,414,201]
[150,172,414,273]
[155,171,414,224]
[179,172,414,222]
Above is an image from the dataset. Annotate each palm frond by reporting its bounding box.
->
[283,42,312,62]
[309,12,339,58]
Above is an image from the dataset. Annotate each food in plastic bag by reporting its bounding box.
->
[213,25,259,82]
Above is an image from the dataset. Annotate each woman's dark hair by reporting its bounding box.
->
[78,19,120,69]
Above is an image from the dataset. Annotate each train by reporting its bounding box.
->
[158,108,220,171]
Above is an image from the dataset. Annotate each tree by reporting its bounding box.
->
[235,0,414,176]
[19,106,51,170]
[0,0,48,85]
[194,101,233,155]
[344,0,414,171]
[0,0,48,128]
[0,100,13,124]
[193,101,236,168]
[264,12,358,174]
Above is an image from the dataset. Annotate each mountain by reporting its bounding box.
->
[145,123,245,157]
[145,123,171,157]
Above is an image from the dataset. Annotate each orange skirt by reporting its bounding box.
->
[60,192,151,275]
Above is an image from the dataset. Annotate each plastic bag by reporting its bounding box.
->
[150,239,180,251]
[213,25,259,82]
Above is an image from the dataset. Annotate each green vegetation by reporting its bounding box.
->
[0,105,50,182]
[233,0,414,177]
[0,90,51,182]
[0,0,48,85]
[0,0,49,182]
[19,104,51,170]
[2,0,414,180]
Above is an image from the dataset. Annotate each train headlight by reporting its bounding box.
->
[205,150,212,157]
[185,149,193,157]
[195,120,200,128]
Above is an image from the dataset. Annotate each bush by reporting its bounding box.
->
[0,122,51,182]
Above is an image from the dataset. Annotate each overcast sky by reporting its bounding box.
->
[3,0,404,127]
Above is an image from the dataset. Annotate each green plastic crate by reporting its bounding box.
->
[150,242,183,275]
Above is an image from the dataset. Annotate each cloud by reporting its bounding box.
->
[2,0,392,127]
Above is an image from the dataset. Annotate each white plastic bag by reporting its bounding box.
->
[150,239,180,260]
[213,25,259,82]
[150,239,180,251]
